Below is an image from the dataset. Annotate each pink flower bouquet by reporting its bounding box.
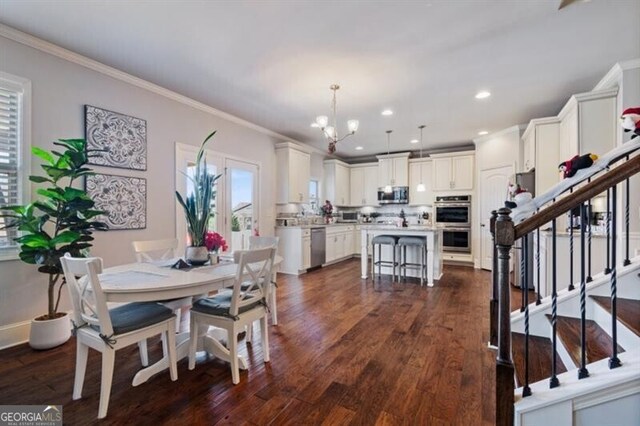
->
[204,231,228,253]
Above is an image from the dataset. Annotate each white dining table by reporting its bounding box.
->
[97,256,282,386]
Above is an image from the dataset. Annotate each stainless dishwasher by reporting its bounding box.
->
[310,227,326,268]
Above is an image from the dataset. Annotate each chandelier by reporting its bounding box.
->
[314,84,359,154]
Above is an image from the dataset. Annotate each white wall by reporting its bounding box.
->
[0,35,283,329]
[473,125,524,267]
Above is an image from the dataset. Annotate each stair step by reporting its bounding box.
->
[512,332,567,387]
[590,295,640,337]
[546,315,625,366]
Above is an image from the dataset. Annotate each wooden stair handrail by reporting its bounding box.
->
[515,154,640,240]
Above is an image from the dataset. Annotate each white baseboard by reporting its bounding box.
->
[0,320,31,350]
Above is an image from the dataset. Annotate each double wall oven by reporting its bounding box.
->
[434,195,471,253]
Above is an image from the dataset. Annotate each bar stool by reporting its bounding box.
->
[398,236,428,286]
[371,235,399,281]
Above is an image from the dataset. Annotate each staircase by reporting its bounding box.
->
[490,149,640,426]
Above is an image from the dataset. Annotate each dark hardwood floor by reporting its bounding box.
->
[0,260,497,425]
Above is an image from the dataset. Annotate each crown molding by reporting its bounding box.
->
[593,58,640,91]
[0,23,305,145]
[557,87,619,120]
[472,124,525,144]
[521,116,561,140]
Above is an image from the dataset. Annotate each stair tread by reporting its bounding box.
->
[590,295,640,337]
[512,332,567,387]
[545,315,625,367]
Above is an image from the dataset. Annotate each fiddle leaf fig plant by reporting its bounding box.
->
[0,139,108,320]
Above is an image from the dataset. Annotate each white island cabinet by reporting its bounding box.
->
[360,226,443,286]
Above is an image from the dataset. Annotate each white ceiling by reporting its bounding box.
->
[1,1,639,158]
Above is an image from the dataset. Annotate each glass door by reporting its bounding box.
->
[225,159,259,252]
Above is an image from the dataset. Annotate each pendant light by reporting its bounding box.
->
[416,125,426,192]
[384,130,393,194]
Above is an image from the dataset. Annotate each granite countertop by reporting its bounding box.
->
[360,225,439,231]
[275,222,433,230]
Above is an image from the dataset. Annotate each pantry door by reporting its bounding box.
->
[480,165,513,270]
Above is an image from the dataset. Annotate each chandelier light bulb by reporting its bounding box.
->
[315,115,329,128]
[347,119,359,133]
[324,126,336,139]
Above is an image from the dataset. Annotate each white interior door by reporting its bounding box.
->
[480,165,513,270]
[225,158,259,252]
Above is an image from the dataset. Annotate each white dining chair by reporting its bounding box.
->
[132,238,192,333]
[188,247,275,384]
[61,254,178,419]
[248,236,280,325]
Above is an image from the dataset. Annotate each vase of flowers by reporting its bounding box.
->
[176,131,222,265]
[204,230,228,264]
[321,200,333,224]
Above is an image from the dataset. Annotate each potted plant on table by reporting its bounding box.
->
[175,131,222,265]
[0,139,108,350]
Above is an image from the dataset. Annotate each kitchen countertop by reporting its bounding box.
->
[360,225,439,231]
[276,223,433,229]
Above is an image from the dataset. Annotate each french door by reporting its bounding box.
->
[175,143,259,254]
[225,159,259,252]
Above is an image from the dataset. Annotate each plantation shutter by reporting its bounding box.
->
[0,86,20,249]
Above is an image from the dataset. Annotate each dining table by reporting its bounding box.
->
[97,255,282,386]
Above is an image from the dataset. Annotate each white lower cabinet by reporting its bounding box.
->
[275,227,311,274]
[303,236,311,269]
[325,225,355,264]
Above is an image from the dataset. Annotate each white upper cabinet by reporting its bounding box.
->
[431,152,474,191]
[558,88,618,159]
[522,117,560,196]
[409,159,433,205]
[376,153,410,188]
[324,159,351,206]
[350,164,378,206]
[275,143,311,204]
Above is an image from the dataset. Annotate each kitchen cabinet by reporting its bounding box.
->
[409,159,433,205]
[350,164,378,206]
[325,225,355,263]
[431,152,474,191]
[275,227,311,274]
[275,142,311,204]
[324,159,351,206]
[522,117,561,196]
[558,88,618,161]
[376,153,410,188]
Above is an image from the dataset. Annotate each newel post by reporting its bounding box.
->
[489,210,499,348]
[495,208,515,426]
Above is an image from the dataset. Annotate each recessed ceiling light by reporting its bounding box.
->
[381,109,393,116]
[475,91,491,99]
[478,130,489,136]
[310,123,320,128]
[410,139,419,144]
[355,146,363,150]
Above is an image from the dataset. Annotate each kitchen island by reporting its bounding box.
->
[361,226,443,286]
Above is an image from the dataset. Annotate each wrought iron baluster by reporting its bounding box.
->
[536,227,541,305]
[550,217,559,388]
[569,188,575,290]
[520,241,525,312]
[523,233,532,397]
[624,155,631,266]
[605,188,611,274]
[610,185,622,369]
[578,203,589,379]
[587,178,593,282]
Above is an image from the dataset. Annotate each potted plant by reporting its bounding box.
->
[175,131,222,265]
[0,139,107,350]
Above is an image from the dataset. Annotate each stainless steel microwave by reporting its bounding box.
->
[377,186,409,204]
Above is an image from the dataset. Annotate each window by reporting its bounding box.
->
[0,73,30,260]
[309,179,319,211]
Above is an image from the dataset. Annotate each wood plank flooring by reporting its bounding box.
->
[0,260,497,425]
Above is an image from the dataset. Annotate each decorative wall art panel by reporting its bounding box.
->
[86,174,147,230]
[85,105,147,170]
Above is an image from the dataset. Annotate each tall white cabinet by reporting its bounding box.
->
[350,163,378,206]
[324,159,351,206]
[376,153,409,188]
[409,159,433,205]
[275,142,311,204]
[431,151,474,191]
[521,117,561,196]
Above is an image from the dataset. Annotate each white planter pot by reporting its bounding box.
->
[29,313,71,350]
[185,246,210,265]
